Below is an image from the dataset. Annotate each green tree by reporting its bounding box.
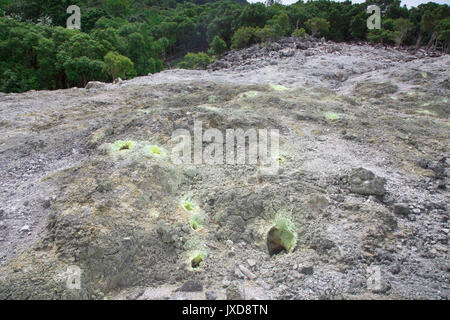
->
[392,18,413,47]
[305,17,330,38]
[292,28,306,38]
[103,51,134,81]
[177,52,211,70]
[64,56,104,87]
[238,3,267,28]
[276,12,291,36]
[105,0,131,18]
[438,17,450,53]
[208,36,227,56]
[231,27,257,49]
[350,13,367,40]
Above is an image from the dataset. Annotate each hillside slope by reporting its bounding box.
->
[0,38,448,300]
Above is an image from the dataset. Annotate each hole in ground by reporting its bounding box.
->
[267,226,294,256]
[191,254,203,268]
[119,142,131,150]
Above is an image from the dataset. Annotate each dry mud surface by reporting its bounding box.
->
[0,39,449,300]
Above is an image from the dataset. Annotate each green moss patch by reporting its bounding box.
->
[189,250,207,269]
[108,140,136,153]
[324,112,340,121]
[143,144,168,159]
[267,215,297,256]
[270,84,289,91]
[189,213,205,230]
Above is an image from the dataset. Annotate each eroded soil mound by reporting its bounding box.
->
[0,41,448,300]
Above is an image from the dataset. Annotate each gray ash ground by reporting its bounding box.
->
[0,37,448,300]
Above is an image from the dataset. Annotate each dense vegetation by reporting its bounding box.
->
[0,0,448,93]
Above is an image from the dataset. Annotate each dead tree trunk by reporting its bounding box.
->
[415,31,423,52]
[425,31,437,51]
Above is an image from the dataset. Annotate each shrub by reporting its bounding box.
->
[208,36,227,56]
[254,25,282,41]
[231,27,257,49]
[177,52,211,70]
[305,17,330,37]
[102,51,134,81]
[292,28,306,38]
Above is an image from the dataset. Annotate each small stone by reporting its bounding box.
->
[20,225,30,232]
[179,280,203,292]
[393,203,411,215]
[42,199,51,209]
[205,291,217,300]
[238,265,257,280]
[347,168,386,196]
[222,279,231,288]
[247,259,257,267]
[226,282,244,300]
[299,264,314,275]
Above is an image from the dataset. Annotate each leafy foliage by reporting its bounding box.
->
[0,0,449,92]
[103,51,133,80]
[177,52,211,70]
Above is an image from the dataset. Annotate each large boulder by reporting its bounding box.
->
[347,168,386,196]
[85,81,106,90]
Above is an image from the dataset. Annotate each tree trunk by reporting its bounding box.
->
[415,31,423,52]
[425,31,437,51]
[432,32,439,51]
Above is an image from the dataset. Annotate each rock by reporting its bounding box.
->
[226,282,245,300]
[366,266,390,294]
[42,199,51,209]
[179,280,203,292]
[247,259,257,267]
[20,225,30,232]
[299,264,314,275]
[156,220,178,244]
[205,291,217,300]
[393,203,411,215]
[222,279,231,288]
[238,264,257,280]
[296,42,309,50]
[138,285,175,300]
[234,266,245,278]
[347,168,386,196]
[280,49,295,57]
[85,81,106,90]
[225,240,234,247]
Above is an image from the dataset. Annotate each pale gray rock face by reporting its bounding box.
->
[85,81,106,90]
[347,168,386,196]
[0,40,448,300]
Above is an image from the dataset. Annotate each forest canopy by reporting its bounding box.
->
[0,0,448,93]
